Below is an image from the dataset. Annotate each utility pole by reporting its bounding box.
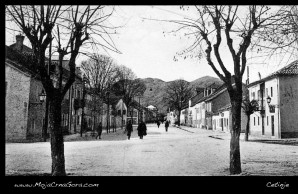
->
[80,75,87,137]
[138,96,141,123]
[106,85,110,134]
[43,40,51,142]
[121,100,124,130]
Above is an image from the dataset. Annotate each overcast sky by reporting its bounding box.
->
[96,6,220,82]
[6,6,297,83]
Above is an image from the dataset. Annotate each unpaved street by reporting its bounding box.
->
[5,124,298,176]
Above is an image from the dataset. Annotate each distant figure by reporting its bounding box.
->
[137,121,147,139]
[165,120,169,132]
[126,120,133,140]
[96,122,102,139]
[157,120,160,128]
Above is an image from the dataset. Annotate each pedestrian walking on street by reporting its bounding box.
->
[165,120,169,132]
[157,120,160,128]
[126,120,133,140]
[96,122,102,139]
[137,121,147,139]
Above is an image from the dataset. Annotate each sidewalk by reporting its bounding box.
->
[176,125,298,145]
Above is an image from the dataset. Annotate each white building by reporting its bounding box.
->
[247,60,298,139]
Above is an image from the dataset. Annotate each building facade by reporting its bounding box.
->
[5,58,32,141]
[205,84,247,133]
[248,60,298,138]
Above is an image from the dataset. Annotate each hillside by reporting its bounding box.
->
[138,76,223,114]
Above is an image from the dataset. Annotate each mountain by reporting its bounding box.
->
[189,76,223,89]
[138,76,223,114]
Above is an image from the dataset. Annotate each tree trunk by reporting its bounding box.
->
[230,99,242,175]
[121,112,124,130]
[49,96,66,176]
[245,115,250,141]
[177,110,181,126]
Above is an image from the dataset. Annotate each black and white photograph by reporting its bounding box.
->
[5,5,298,192]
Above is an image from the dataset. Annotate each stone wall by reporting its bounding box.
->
[5,62,31,141]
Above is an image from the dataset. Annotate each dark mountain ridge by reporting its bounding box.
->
[139,76,223,114]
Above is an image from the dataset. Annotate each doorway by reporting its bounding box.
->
[271,115,274,136]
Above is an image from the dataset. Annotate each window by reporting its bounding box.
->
[61,114,64,126]
[118,110,121,116]
[252,92,255,100]
[77,90,81,99]
[65,114,68,126]
[267,116,269,126]
[271,87,273,97]
[123,110,126,115]
[254,117,255,126]
[31,119,35,130]
[257,90,260,100]
[266,88,268,97]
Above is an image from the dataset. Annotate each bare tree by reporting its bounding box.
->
[164,79,193,126]
[112,65,146,125]
[157,5,298,174]
[81,53,120,98]
[241,90,258,141]
[6,5,120,176]
[81,54,121,133]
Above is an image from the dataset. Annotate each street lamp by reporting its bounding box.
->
[266,96,271,105]
[30,89,46,105]
[39,90,46,103]
[30,89,47,141]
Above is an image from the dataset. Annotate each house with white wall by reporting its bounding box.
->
[204,83,247,133]
[247,60,298,138]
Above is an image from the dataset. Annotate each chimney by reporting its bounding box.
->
[15,34,25,52]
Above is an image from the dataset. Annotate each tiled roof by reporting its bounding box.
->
[272,60,298,75]
[9,43,33,53]
[189,83,222,106]
[5,45,38,75]
[190,92,204,107]
[248,60,298,87]
[6,44,82,80]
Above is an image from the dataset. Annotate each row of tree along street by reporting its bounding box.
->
[5,5,298,176]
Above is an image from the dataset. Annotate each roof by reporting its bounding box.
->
[205,83,227,102]
[218,104,231,112]
[5,45,38,75]
[190,91,204,107]
[9,43,33,53]
[248,60,298,87]
[6,44,82,80]
[5,58,33,77]
[189,82,222,107]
